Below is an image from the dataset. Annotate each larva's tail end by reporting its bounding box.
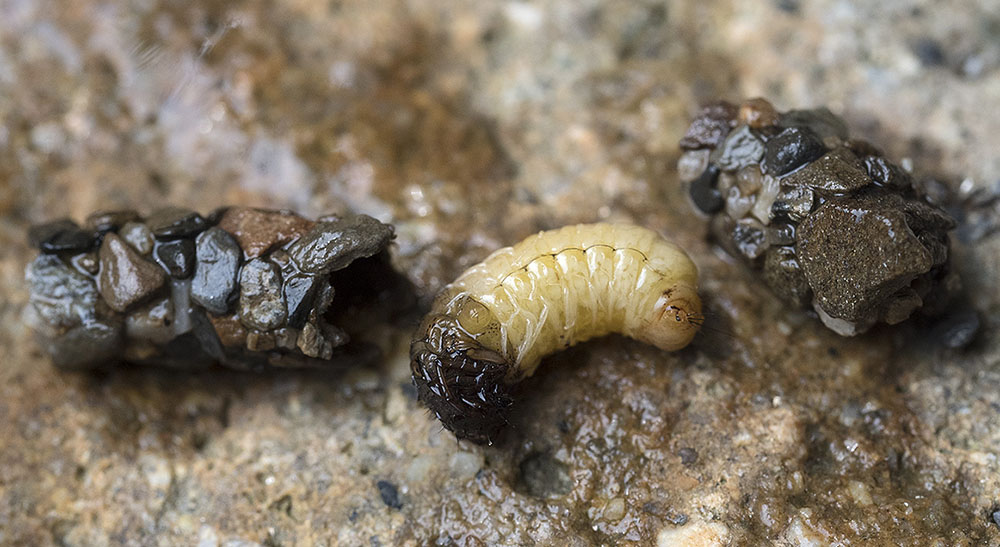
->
[638,283,703,352]
[409,338,513,445]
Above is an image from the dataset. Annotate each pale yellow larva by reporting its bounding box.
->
[410,223,702,444]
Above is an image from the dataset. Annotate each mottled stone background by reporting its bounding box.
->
[2,0,1000,545]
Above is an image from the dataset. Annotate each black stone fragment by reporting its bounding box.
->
[283,273,326,329]
[689,165,723,214]
[147,207,209,240]
[85,210,141,233]
[155,239,196,279]
[28,219,96,253]
[679,101,738,150]
[376,480,403,510]
[763,126,827,176]
[191,227,241,314]
[778,107,849,141]
[863,154,914,190]
[287,215,394,275]
[991,507,1000,529]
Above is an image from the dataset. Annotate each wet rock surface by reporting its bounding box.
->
[4,1,1000,545]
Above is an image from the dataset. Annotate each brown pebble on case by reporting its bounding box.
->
[98,233,167,312]
[208,313,249,347]
[217,207,315,258]
[738,97,780,128]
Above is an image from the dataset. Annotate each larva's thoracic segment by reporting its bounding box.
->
[410,223,701,444]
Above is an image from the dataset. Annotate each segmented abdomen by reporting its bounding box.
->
[449,224,696,375]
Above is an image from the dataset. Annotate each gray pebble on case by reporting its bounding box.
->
[714,125,764,172]
[191,227,242,314]
[26,254,99,328]
[47,320,123,370]
[287,215,394,275]
[238,258,287,331]
[119,221,154,255]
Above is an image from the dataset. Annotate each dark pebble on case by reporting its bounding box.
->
[48,320,123,370]
[376,480,403,509]
[782,147,872,195]
[26,254,99,328]
[678,447,698,466]
[763,246,812,307]
[287,215,394,275]
[763,126,827,176]
[98,233,167,312]
[120,222,154,255]
[771,186,815,221]
[715,125,765,171]
[28,219,96,253]
[932,309,980,349]
[85,210,141,233]
[732,219,769,260]
[689,165,723,214]
[778,107,849,141]
[679,101,739,150]
[282,273,324,329]
[798,192,934,322]
[863,154,913,190]
[217,207,315,258]
[238,258,287,331]
[191,227,242,314]
[991,508,1000,529]
[147,206,208,240]
[155,239,196,279]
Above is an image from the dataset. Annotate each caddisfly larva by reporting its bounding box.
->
[409,223,702,444]
[26,206,401,371]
